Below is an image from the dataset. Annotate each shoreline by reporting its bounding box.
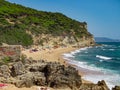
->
[22,46,93,84]
[0,46,80,90]
[0,45,114,90]
[61,45,119,89]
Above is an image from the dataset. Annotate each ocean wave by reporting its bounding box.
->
[70,59,120,89]
[117,58,120,60]
[103,44,109,47]
[63,53,75,58]
[66,58,103,72]
[99,60,103,62]
[64,47,90,56]
[63,46,120,89]
[65,56,118,76]
[103,44,115,48]
[80,47,89,50]
[63,54,120,89]
[85,51,88,53]
[96,55,112,60]
[102,49,106,51]
[70,49,81,55]
[83,73,120,90]
[95,45,104,48]
[109,49,115,51]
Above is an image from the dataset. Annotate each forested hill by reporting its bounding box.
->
[0,0,93,46]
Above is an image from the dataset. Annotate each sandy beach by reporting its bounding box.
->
[22,46,77,65]
[21,46,93,82]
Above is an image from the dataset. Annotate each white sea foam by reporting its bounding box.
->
[102,49,106,51]
[65,47,89,56]
[103,44,108,47]
[68,58,120,89]
[85,51,88,53]
[83,73,120,90]
[95,46,103,48]
[99,60,103,62]
[63,47,120,89]
[96,55,112,60]
[66,58,103,72]
[109,49,115,51]
[80,47,89,50]
[70,49,81,55]
[63,53,74,58]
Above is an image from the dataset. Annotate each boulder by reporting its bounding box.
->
[79,80,109,90]
[33,72,46,85]
[43,63,82,89]
[15,72,46,88]
[0,65,11,78]
[15,79,33,88]
[28,63,47,72]
[97,80,109,89]
[112,86,120,90]
[11,61,25,77]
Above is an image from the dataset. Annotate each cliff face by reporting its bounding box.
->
[0,0,94,46]
[28,33,95,48]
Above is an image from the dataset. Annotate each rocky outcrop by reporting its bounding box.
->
[43,64,81,89]
[112,86,120,90]
[15,72,46,88]
[31,34,95,49]
[80,80,109,90]
[0,65,11,78]
[0,59,110,90]
[10,61,25,77]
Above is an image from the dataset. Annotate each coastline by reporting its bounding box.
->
[0,46,79,90]
[0,45,114,90]
[62,44,120,89]
[22,46,93,84]
[22,46,78,65]
[0,46,94,90]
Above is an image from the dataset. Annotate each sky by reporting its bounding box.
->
[7,0,120,39]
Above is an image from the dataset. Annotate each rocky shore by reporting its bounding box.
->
[0,58,118,90]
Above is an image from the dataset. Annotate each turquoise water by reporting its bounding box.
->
[63,42,120,89]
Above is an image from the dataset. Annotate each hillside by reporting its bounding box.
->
[0,0,94,46]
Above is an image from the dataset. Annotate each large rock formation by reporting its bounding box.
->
[0,59,110,90]
[112,86,120,90]
[10,61,25,77]
[80,80,109,90]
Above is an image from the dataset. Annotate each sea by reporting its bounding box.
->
[63,42,120,89]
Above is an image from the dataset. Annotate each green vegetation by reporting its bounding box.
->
[0,56,11,65]
[0,0,93,46]
[2,57,11,63]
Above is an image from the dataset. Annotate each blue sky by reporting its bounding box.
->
[7,0,120,39]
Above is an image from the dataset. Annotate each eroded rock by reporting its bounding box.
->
[112,86,120,90]
[11,61,25,77]
[79,80,109,90]
[0,65,11,78]
[0,59,110,90]
[43,63,82,89]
